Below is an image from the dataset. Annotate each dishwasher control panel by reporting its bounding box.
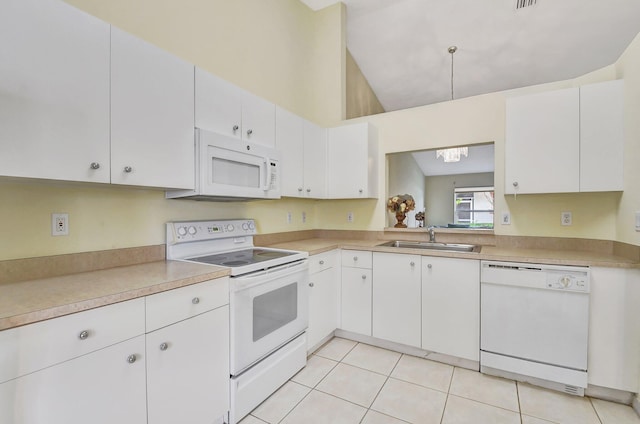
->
[546,272,589,292]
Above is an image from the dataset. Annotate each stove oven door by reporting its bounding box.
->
[230,260,309,375]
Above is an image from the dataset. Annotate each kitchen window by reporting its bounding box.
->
[453,186,494,228]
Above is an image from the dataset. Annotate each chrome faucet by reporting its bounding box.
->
[428,226,436,243]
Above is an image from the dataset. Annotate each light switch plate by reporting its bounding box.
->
[501,211,511,225]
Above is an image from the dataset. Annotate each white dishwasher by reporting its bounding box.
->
[480,261,590,395]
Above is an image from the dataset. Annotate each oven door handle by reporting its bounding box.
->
[232,261,308,290]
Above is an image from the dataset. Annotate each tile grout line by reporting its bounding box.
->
[516,381,523,424]
[438,365,457,424]
[358,351,405,424]
[588,397,605,424]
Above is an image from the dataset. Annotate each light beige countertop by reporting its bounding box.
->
[265,238,640,268]
[0,260,229,331]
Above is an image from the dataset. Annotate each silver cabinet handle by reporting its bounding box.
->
[427,264,432,269]
[298,187,303,192]
[90,162,100,170]
[192,297,200,304]
[78,330,89,340]
[247,129,253,136]
[160,342,168,351]
[513,181,519,188]
[353,256,358,261]
[306,188,311,193]
[361,275,366,280]
[319,260,325,265]
[410,261,415,266]
[309,282,314,287]
[127,354,137,364]
[359,189,363,193]
[124,166,132,173]
[232,125,239,132]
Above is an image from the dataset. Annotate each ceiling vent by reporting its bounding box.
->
[516,0,537,9]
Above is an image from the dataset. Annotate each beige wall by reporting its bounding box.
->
[425,173,494,227]
[346,49,385,119]
[387,153,424,228]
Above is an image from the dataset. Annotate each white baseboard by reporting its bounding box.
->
[633,396,640,418]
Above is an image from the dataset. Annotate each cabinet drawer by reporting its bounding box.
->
[341,250,372,269]
[146,277,229,332]
[0,298,144,384]
[309,251,337,274]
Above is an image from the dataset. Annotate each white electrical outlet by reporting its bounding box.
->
[501,211,511,225]
[286,212,292,224]
[302,211,306,224]
[347,212,354,223]
[561,211,572,226]
[52,213,69,236]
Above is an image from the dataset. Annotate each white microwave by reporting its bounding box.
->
[167,128,281,201]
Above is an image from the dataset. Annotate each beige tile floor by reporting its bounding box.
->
[240,337,640,424]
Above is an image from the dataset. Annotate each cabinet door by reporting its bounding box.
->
[241,91,276,147]
[327,123,375,198]
[0,0,110,183]
[195,67,243,139]
[580,80,624,192]
[0,336,146,424]
[308,266,338,351]
[505,87,579,194]
[340,267,372,336]
[372,253,421,348]
[275,107,305,197]
[303,121,327,198]
[422,257,479,361]
[111,27,195,189]
[588,267,640,392]
[146,306,230,424]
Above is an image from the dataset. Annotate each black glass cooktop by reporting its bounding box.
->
[188,249,295,268]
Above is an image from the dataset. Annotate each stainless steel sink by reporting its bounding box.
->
[379,240,479,253]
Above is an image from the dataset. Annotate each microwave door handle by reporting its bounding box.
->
[261,157,271,191]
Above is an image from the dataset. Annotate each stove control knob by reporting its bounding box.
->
[177,227,187,236]
[242,222,249,230]
[226,224,235,232]
[188,226,197,235]
[248,222,255,230]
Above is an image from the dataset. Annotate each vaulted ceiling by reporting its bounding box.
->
[301,0,640,112]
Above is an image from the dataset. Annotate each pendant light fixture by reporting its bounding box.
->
[436,45,468,163]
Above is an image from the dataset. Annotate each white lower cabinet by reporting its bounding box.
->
[0,278,230,424]
[588,267,640,392]
[422,257,480,361]
[307,251,338,351]
[0,335,147,424]
[372,252,421,348]
[340,251,373,336]
[146,306,230,424]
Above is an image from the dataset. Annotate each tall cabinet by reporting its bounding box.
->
[0,0,111,183]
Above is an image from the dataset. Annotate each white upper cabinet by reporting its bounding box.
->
[0,0,111,183]
[111,27,195,189]
[505,80,624,195]
[242,91,276,147]
[195,68,275,147]
[580,79,624,192]
[276,107,305,196]
[326,123,378,199]
[505,87,580,195]
[275,107,327,198]
[303,121,328,198]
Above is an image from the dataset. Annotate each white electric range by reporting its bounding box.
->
[166,219,309,424]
